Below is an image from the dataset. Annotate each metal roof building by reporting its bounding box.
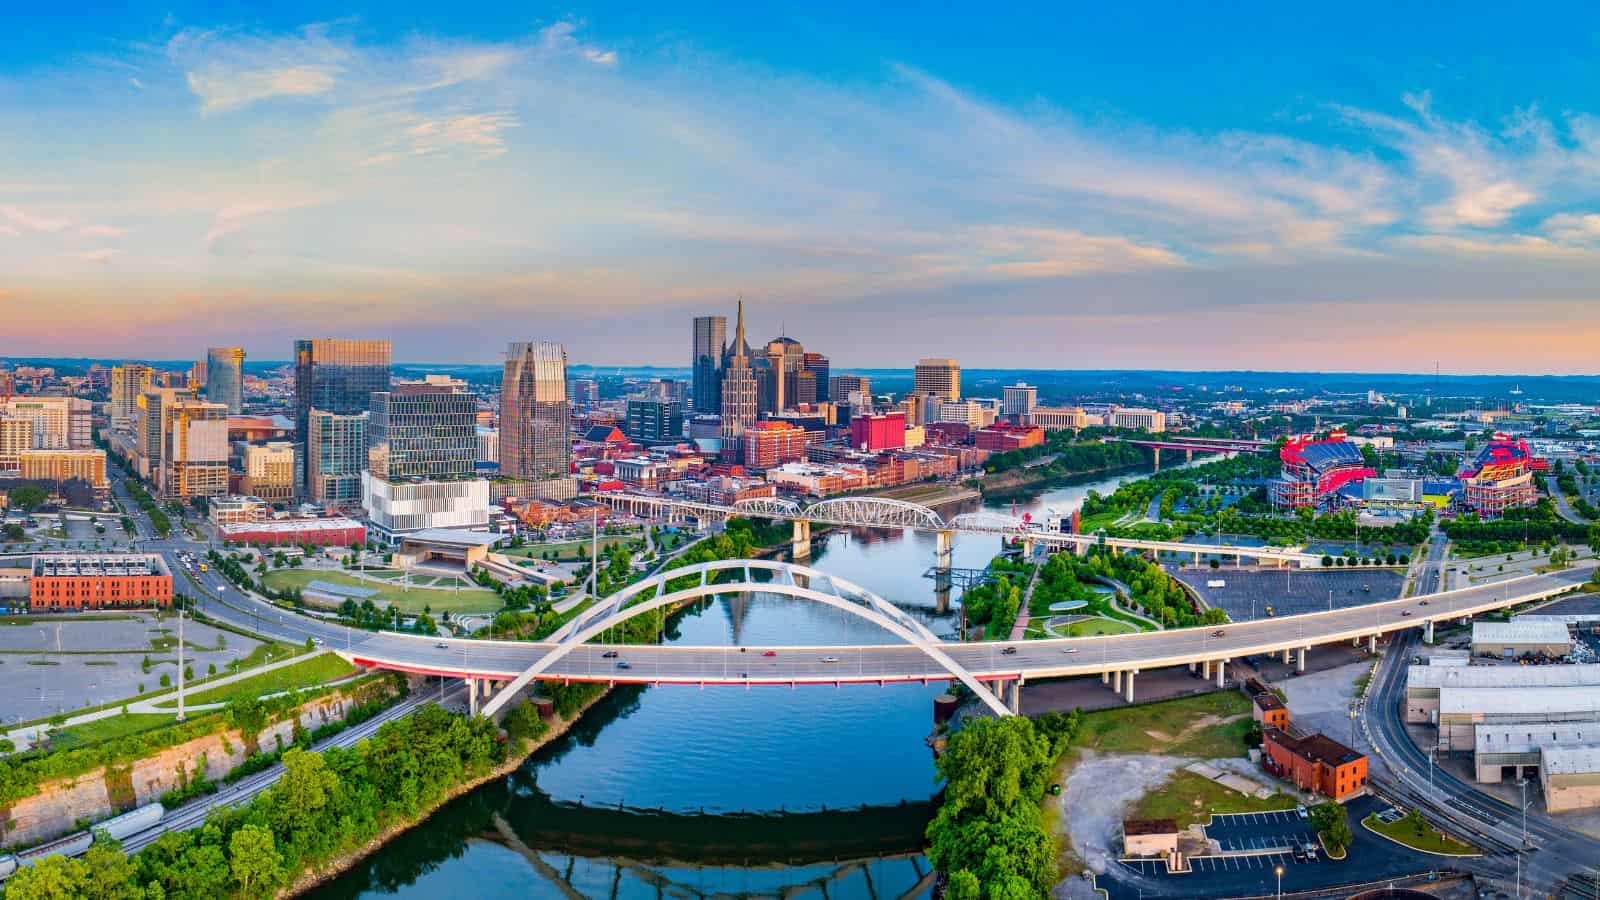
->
[1471,619,1572,659]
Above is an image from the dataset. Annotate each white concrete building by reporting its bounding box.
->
[1472,619,1573,659]
[361,474,490,541]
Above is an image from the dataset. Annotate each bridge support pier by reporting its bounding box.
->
[1282,648,1291,664]
[1186,449,1194,463]
[1102,671,1109,685]
[1368,634,1378,654]
[1200,660,1210,680]
[935,530,954,571]
[792,520,812,559]
[1215,659,1227,688]
[1297,647,1307,673]
[1425,619,1435,644]
[1124,670,1137,704]
[468,678,479,717]
[1152,447,1161,471]
[1009,678,1023,714]
[1112,670,1122,694]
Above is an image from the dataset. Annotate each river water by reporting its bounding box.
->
[311,463,1179,900]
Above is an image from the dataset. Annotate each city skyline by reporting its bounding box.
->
[6,4,1600,371]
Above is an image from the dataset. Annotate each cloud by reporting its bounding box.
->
[2,206,71,233]
[537,22,617,66]
[204,192,332,254]
[169,24,347,113]
[73,248,125,264]
[78,224,126,239]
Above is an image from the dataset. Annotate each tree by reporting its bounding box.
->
[228,824,284,895]
[2,523,23,542]
[304,636,315,653]
[9,484,47,512]
[1309,801,1352,853]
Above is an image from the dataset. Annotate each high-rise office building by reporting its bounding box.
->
[163,399,230,498]
[763,336,806,412]
[362,381,487,537]
[367,382,478,481]
[719,301,759,463]
[627,397,684,445]
[294,338,390,493]
[306,410,368,507]
[242,442,297,502]
[206,347,246,414]
[914,358,961,402]
[831,374,871,407]
[111,364,154,431]
[1003,383,1038,421]
[501,342,571,482]
[692,315,726,414]
[804,353,831,403]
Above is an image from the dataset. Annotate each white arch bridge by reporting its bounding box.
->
[336,560,1597,723]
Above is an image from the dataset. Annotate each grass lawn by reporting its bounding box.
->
[262,569,502,615]
[1076,692,1255,758]
[1363,813,1478,855]
[47,713,177,750]
[1134,770,1296,829]
[1063,616,1138,637]
[152,653,357,707]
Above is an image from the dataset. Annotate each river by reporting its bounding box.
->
[310,461,1185,899]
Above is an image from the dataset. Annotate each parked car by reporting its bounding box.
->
[602,650,619,658]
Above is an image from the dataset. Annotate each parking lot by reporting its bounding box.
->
[1170,568,1406,623]
[1101,796,1441,899]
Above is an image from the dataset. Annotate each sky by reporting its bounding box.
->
[6,2,1600,372]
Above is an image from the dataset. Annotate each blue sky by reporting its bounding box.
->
[5,3,1600,371]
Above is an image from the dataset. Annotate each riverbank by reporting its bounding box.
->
[976,461,1148,500]
[867,482,982,508]
[282,687,611,898]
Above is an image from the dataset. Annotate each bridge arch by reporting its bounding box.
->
[946,512,1028,533]
[801,497,946,530]
[480,559,1012,719]
[732,496,803,518]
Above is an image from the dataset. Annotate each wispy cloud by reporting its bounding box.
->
[2,206,71,233]
[168,24,348,113]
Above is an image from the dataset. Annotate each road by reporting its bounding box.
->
[1362,627,1600,894]
[119,683,460,855]
[1549,475,1592,525]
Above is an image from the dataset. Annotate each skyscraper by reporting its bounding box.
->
[692,315,726,415]
[362,381,487,537]
[914,358,961,402]
[294,338,391,494]
[719,301,758,463]
[306,410,368,507]
[1003,382,1038,421]
[500,341,571,482]
[111,363,154,431]
[804,353,831,403]
[206,347,246,414]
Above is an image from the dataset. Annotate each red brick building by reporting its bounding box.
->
[29,554,173,611]
[1261,729,1368,801]
[975,424,1046,452]
[850,412,906,452]
[743,421,808,471]
[1250,689,1289,731]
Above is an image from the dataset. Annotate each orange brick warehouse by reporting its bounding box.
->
[28,554,173,611]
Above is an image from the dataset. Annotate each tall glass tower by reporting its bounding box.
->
[294,338,391,495]
[692,315,726,415]
[367,382,478,481]
[205,347,245,414]
[500,341,570,481]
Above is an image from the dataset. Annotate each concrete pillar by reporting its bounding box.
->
[1282,648,1291,664]
[1102,671,1109,685]
[1112,670,1122,693]
[1215,659,1226,688]
[1200,660,1210,680]
[468,678,478,717]
[1186,449,1194,463]
[1425,619,1435,644]
[1152,447,1161,471]
[935,530,954,570]
[1297,648,1307,673]
[792,520,812,558]
[1009,680,1022,714]
[1124,670,1136,704]
[1187,662,1196,673]
[1193,550,1200,565]
[1368,634,1378,654]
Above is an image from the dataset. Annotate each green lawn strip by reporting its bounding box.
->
[262,569,502,615]
[47,713,177,750]
[1133,770,1296,829]
[1066,616,1139,637]
[501,535,643,561]
[1076,692,1254,757]
[1361,813,1479,856]
[149,654,356,708]
[0,614,140,626]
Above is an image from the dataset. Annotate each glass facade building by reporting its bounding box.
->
[626,397,685,445]
[691,315,726,415]
[500,341,571,482]
[367,382,478,481]
[306,410,369,507]
[294,338,390,494]
[205,347,246,414]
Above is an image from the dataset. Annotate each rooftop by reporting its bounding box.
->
[1408,662,1600,690]
[1472,619,1572,646]
[398,528,501,549]
[1541,745,1600,776]
[1439,685,1600,716]
[1123,819,1179,836]
[32,553,167,578]
[1475,720,1600,755]
[1267,729,1363,767]
[220,517,364,536]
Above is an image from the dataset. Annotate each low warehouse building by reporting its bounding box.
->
[1438,686,1600,753]
[1473,721,1600,783]
[1541,747,1600,813]
[1261,729,1369,801]
[1122,819,1180,858]
[1472,619,1572,660]
[1406,663,1600,724]
[29,554,173,611]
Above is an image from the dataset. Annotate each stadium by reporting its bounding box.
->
[1458,435,1542,517]
[1269,432,1377,510]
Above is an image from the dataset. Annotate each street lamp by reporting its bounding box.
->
[1275,864,1283,899]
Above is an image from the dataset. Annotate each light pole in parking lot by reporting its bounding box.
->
[1275,864,1283,899]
